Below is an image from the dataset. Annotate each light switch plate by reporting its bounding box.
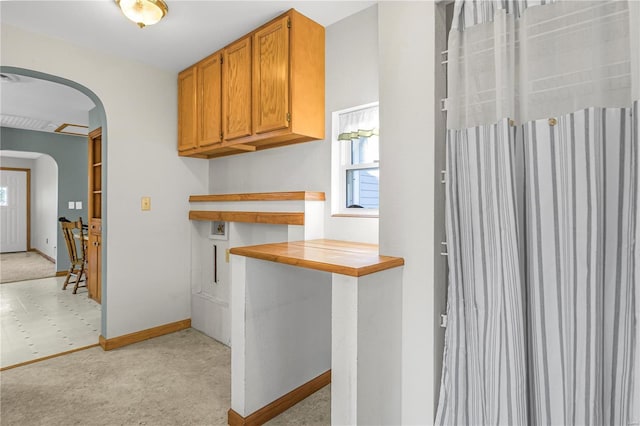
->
[75,201,82,209]
[141,196,151,211]
[68,201,75,209]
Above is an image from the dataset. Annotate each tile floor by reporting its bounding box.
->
[0,276,101,368]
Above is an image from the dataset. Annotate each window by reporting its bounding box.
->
[0,187,7,207]
[332,102,379,216]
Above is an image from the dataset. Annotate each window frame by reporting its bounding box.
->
[331,101,379,217]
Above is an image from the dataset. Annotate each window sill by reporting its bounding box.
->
[332,213,379,219]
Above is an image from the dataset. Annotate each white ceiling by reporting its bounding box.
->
[1,73,95,133]
[0,0,376,135]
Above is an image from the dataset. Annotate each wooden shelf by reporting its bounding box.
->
[189,191,325,202]
[230,239,404,277]
[189,210,304,225]
[188,191,324,226]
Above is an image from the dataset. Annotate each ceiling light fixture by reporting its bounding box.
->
[116,0,168,28]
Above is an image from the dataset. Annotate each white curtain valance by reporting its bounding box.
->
[447,0,640,129]
[338,105,379,141]
[452,0,557,30]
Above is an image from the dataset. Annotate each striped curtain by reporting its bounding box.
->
[523,108,637,425]
[438,119,529,425]
[633,100,640,426]
[437,1,639,425]
[437,105,638,426]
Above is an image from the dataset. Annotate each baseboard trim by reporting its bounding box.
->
[227,370,331,426]
[0,343,99,371]
[99,319,191,351]
[56,271,68,277]
[29,248,55,264]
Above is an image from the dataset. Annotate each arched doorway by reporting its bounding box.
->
[0,66,108,368]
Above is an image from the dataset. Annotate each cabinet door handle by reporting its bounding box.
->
[93,241,99,247]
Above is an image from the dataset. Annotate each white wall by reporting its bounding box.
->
[0,156,34,170]
[208,5,379,245]
[241,259,331,415]
[378,2,447,424]
[1,24,209,338]
[32,154,58,260]
[325,5,379,243]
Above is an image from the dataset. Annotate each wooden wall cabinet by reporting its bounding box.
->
[223,37,252,141]
[178,51,223,155]
[178,67,198,152]
[199,52,223,147]
[178,9,325,158]
[253,16,290,135]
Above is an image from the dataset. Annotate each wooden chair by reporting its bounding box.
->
[60,217,87,294]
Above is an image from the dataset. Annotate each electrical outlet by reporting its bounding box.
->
[141,196,151,211]
[68,201,75,209]
[225,249,230,263]
[75,201,82,209]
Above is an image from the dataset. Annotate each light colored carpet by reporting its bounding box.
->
[266,384,331,426]
[0,252,56,284]
[0,328,330,426]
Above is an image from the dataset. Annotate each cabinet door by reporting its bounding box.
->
[253,16,290,134]
[199,52,222,147]
[178,67,198,151]
[223,37,252,141]
[87,231,101,304]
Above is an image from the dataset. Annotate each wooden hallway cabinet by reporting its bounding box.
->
[87,227,101,304]
[87,127,102,304]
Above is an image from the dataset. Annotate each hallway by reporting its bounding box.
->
[0,276,100,368]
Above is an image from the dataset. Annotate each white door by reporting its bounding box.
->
[0,170,28,253]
